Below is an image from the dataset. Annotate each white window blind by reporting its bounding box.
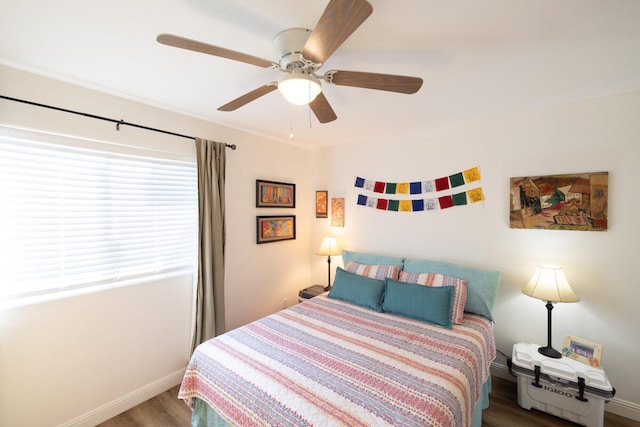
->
[0,130,197,300]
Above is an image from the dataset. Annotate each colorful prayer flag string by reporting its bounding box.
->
[356,187,485,212]
[354,166,481,194]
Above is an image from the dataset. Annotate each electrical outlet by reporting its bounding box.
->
[282,297,288,309]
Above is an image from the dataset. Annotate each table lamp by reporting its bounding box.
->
[316,237,342,291]
[522,264,580,358]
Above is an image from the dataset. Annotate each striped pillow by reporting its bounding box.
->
[398,271,468,324]
[345,261,400,281]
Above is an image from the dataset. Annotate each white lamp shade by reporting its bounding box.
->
[316,237,342,257]
[278,71,321,105]
[522,264,580,303]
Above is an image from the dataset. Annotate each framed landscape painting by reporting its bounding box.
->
[509,171,608,231]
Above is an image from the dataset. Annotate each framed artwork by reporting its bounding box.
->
[315,191,328,218]
[509,171,608,231]
[331,197,344,227]
[256,215,296,244]
[562,335,603,368]
[256,179,295,208]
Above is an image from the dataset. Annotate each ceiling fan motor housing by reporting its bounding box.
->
[273,28,314,71]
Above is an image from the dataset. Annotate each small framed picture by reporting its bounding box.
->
[331,197,345,227]
[316,191,328,218]
[256,180,295,208]
[562,335,603,368]
[256,215,296,244]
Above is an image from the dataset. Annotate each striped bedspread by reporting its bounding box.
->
[178,294,495,427]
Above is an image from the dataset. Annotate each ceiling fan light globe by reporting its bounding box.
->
[278,73,322,105]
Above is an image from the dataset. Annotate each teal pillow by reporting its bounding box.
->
[328,267,385,312]
[382,278,454,329]
[403,258,501,321]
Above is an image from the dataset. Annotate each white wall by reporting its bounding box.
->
[224,127,312,331]
[0,65,312,426]
[2,63,638,424]
[310,90,640,418]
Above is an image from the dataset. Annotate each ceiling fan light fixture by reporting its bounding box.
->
[278,71,321,105]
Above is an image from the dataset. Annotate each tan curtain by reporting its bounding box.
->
[192,138,226,352]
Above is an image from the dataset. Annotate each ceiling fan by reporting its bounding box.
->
[157,0,423,124]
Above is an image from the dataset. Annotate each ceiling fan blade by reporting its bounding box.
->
[328,70,423,94]
[309,92,337,123]
[218,83,278,111]
[302,0,373,65]
[157,33,274,68]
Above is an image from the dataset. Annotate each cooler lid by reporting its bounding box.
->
[512,342,613,393]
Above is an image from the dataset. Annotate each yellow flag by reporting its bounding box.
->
[463,167,481,183]
[396,182,409,194]
[399,200,413,211]
[467,187,485,203]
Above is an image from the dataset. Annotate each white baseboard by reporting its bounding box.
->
[59,368,186,427]
[490,361,513,381]
[490,361,640,422]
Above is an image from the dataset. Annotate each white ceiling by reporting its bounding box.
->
[2,0,640,148]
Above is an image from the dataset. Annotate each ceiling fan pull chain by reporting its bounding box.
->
[289,103,294,139]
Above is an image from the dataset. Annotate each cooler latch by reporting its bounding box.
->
[532,365,542,388]
[577,377,589,402]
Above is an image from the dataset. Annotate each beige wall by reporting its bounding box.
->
[310,90,640,418]
[0,65,312,426]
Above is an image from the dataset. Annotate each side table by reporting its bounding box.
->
[298,285,326,302]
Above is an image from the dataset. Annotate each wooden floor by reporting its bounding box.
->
[98,376,639,427]
[97,384,191,427]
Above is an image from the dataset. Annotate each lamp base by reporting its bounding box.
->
[538,345,562,359]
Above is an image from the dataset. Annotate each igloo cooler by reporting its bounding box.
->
[509,342,615,427]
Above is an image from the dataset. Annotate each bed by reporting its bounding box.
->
[179,250,501,427]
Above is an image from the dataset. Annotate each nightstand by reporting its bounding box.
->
[298,285,326,302]
[509,342,614,427]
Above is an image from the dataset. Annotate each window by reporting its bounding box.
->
[0,128,197,300]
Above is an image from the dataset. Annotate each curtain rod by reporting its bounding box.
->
[0,94,237,150]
